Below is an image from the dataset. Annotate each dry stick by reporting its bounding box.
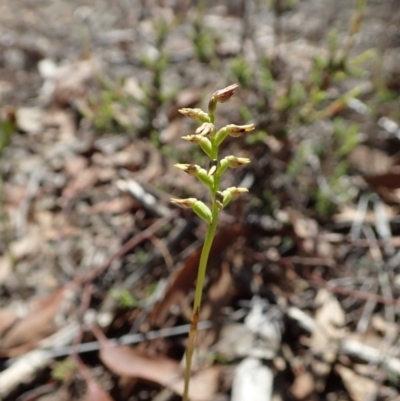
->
[309,273,400,308]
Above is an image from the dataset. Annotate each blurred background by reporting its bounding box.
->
[1,1,400,400]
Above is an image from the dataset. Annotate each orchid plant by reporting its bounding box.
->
[171,84,254,400]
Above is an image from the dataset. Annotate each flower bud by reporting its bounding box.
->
[208,84,239,116]
[214,127,228,148]
[178,108,210,123]
[192,200,213,224]
[212,84,239,104]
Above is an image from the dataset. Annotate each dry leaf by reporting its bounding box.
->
[348,145,394,176]
[365,166,400,189]
[0,286,75,356]
[93,326,219,401]
[335,365,376,401]
[150,224,247,326]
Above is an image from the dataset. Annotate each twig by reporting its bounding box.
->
[42,321,212,359]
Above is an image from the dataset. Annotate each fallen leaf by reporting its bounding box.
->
[150,224,247,326]
[93,326,219,401]
[0,286,76,356]
[198,261,233,349]
[365,166,400,189]
[335,365,376,401]
[348,145,394,176]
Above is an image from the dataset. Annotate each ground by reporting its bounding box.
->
[1,1,400,401]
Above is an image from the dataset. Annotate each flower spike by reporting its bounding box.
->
[172,84,253,401]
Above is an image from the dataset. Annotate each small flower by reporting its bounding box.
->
[179,108,210,123]
[216,156,250,177]
[181,134,203,143]
[224,156,251,168]
[212,84,239,104]
[225,187,249,196]
[215,187,249,210]
[226,123,255,137]
[181,135,212,158]
[196,122,215,137]
[174,163,200,177]
[175,164,213,187]
[171,198,212,224]
[171,198,198,208]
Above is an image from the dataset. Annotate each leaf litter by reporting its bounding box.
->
[2,1,400,400]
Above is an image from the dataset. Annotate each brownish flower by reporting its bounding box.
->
[212,84,239,103]
[226,123,255,137]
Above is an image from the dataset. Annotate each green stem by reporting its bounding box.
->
[182,202,218,401]
[183,138,220,400]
